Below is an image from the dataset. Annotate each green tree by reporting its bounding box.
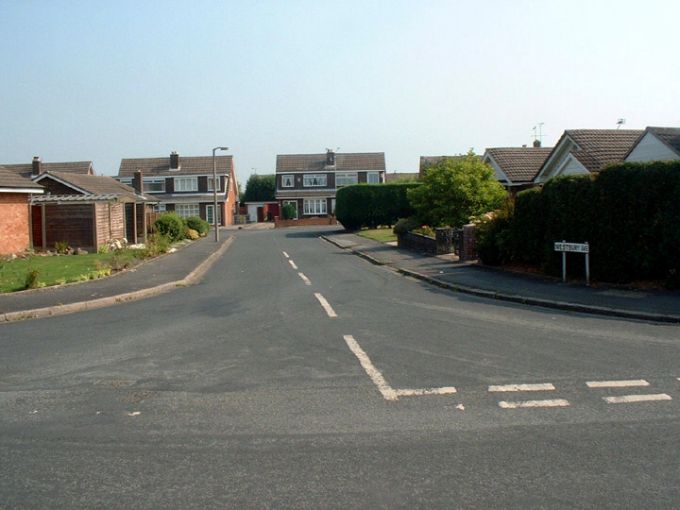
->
[243,174,276,202]
[407,152,507,227]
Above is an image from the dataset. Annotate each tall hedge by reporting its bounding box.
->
[335,183,420,230]
[478,161,680,286]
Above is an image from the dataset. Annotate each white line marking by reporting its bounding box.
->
[586,379,649,388]
[298,272,311,286]
[343,335,397,401]
[288,259,298,270]
[603,393,672,404]
[395,387,457,397]
[498,399,570,409]
[488,383,555,392]
[314,293,337,318]
[282,251,289,258]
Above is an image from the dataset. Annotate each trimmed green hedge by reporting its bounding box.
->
[154,213,185,242]
[477,161,680,286]
[335,183,420,231]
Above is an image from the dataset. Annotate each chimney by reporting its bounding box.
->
[533,139,541,148]
[326,149,335,166]
[132,170,143,194]
[32,156,43,176]
[170,151,180,170]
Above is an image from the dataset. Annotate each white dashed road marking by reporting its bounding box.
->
[603,394,672,404]
[488,383,555,392]
[288,259,298,270]
[498,399,570,409]
[343,335,397,401]
[298,272,312,285]
[314,293,337,318]
[282,251,289,258]
[586,379,650,388]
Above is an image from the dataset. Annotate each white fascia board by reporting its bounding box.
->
[535,135,578,183]
[483,152,513,185]
[0,187,45,194]
[32,172,89,194]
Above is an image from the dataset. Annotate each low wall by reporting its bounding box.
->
[397,227,455,255]
[274,216,337,228]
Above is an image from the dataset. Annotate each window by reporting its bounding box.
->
[303,174,327,187]
[174,177,198,192]
[281,174,294,188]
[336,172,358,186]
[154,203,167,213]
[175,203,200,218]
[207,176,221,192]
[303,198,327,215]
[118,178,133,186]
[143,177,166,193]
[367,172,381,184]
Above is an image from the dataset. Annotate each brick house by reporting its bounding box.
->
[275,150,385,218]
[0,166,44,255]
[30,171,156,251]
[116,152,239,226]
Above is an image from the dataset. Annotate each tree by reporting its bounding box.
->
[407,151,507,227]
[243,174,276,202]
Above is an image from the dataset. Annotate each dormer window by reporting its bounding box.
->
[281,174,294,188]
[303,174,327,187]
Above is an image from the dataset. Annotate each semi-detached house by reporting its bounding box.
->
[275,150,385,218]
[116,152,239,226]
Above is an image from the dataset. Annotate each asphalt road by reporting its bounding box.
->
[2,226,680,509]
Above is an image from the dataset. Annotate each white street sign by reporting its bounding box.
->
[554,242,589,253]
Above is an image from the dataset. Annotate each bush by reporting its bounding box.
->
[25,269,40,289]
[336,183,420,231]
[185,216,209,236]
[154,213,185,242]
[54,240,70,255]
[281,203,297,220]
[186,228,200,240]
[143,233,171,257]
[393,217,421,236]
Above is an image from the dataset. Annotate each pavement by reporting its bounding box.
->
[3,222,679,324]
[321,229,680,323]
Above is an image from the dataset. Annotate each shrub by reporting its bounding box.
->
[154,213,185,242]
[54,240,70,255]
[186,228,200,240]
[185,216,209,236]
[25,269,40,289]
[393,217,420,236]
[336,183,420,231]
[281,203,297,220]
[476,214,512,266]
[97,245,110,254]
[143,233,171,257]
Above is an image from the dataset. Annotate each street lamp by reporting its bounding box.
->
[212,146,229,242]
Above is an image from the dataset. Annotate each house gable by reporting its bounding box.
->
[626,129,680,162]
[482,152,512,185]
[33,173,89,195]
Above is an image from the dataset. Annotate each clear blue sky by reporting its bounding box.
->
[1,0,678,184]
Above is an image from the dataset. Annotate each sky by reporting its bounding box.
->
[1,0,679,185]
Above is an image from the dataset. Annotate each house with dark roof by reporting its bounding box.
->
[30,171,155,251]
[534,129,643,184]
[384,172,419,183]
[625,127,680,163]
[275,150,385,218]
[2,156,94,179]
[0,166,44,254]
[116,151,239,226]
[482,144,553,193]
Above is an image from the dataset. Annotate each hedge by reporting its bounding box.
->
[335,183,420,230]
[154,213,185,242]
[477,161,680,286]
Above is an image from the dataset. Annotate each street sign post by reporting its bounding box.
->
[554,241,590,285]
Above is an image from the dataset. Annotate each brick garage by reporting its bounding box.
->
[0,166,45,255]
[0,194,33,255]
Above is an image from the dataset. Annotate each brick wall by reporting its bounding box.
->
[0,193,31,254]
[275,216,337,228]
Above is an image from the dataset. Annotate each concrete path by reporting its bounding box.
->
[322,229,680,323]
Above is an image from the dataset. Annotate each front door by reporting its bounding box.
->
[206,205,222,226]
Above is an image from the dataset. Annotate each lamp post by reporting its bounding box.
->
[212,146,229,242]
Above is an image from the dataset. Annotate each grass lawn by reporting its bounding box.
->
[357,228,397,243]
[0,250,144,293]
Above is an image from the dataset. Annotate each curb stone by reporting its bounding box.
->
[0,236,235,323]
[320,235,680,324]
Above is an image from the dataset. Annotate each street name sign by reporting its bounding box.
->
[554,242,589,253]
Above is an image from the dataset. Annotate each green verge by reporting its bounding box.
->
[357,228,397,244]
[0,250,144,293]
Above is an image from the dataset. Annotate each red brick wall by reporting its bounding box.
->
[275,216,337,228]
[0,193,31,254]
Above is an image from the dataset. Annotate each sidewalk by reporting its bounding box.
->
[322,230,680,323]
[0,235,233,320]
